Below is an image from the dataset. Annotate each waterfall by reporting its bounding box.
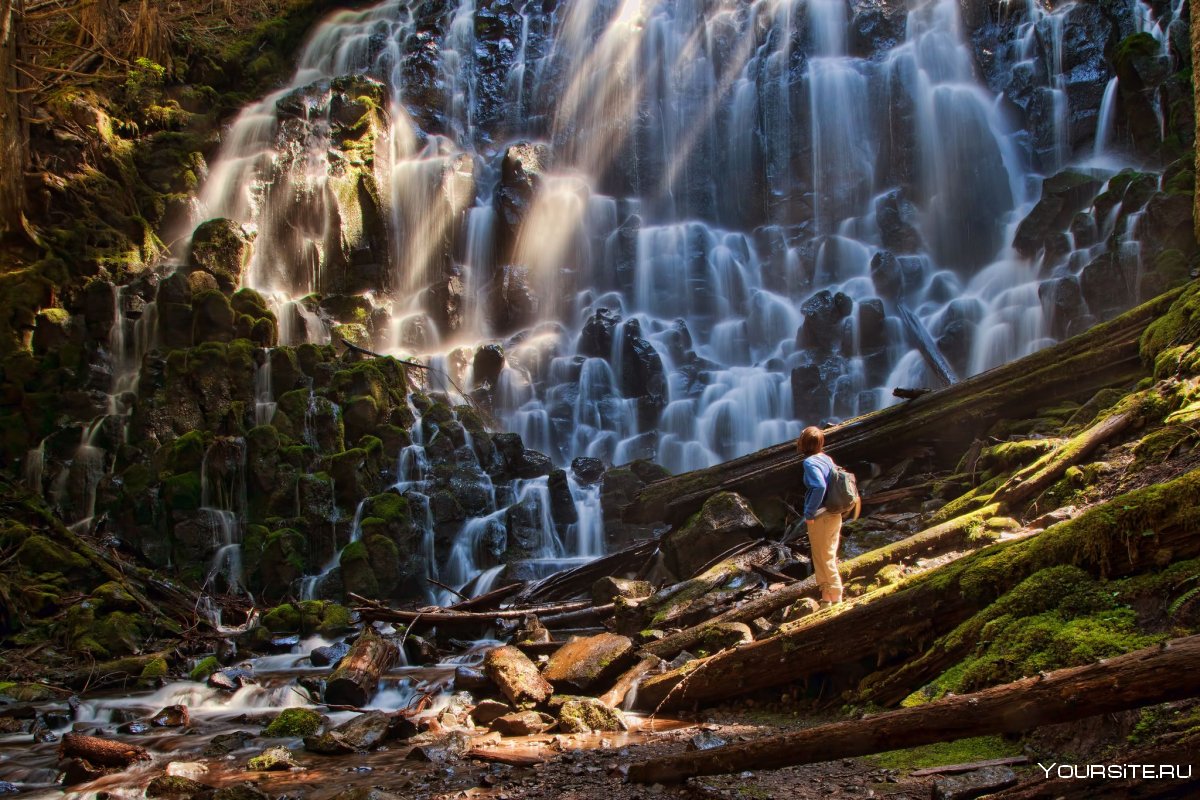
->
[200,439,248,595]
[173,0,1175,593]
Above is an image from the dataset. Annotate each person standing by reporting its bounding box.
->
[798,425,843,606]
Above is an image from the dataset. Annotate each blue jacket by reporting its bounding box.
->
[802,454,834,520]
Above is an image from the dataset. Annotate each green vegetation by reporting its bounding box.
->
[869,735,1023,770]
[263,708,323,738]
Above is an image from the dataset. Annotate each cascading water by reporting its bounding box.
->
[165,0,1185,593]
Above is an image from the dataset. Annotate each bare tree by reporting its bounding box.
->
[0,0,29,242]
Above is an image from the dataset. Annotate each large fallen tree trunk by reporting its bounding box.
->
[323,629,399,708]
[641,505,999,661]
[517,539,660,603]
[633,468,1200,711]
[352,597,591,629]
[627,634,1200,783]
[898,303,958,387]
[622,291,1176,528]
[58,733,151,768]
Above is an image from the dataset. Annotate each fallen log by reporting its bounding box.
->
[448,582,525,612]
[641,505,998,661]
[518,539,659,604]
[539,603,614,629]
[324,629,399,708]
[466,747,550,767]
[622,290,1176,528]
[627,634,1200,783]
[899,303,958,387]
[65,651,174,691]
[352,598,592,628]
[908,756,1030,777]
[58,733,151,768]
[633,469,1200,711]
[991,405,1136,509]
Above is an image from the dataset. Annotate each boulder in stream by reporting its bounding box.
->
[660,492,763,580]
[542,633,637,693]
[146,775,214,800]
[490,710,555,736]
[482,645,553,708]
[553,697,627,733]
[150,705,190,728]
[303,710,392,754]
[245,746,301,771]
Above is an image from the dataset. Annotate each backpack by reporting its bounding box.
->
[824,462,861,520]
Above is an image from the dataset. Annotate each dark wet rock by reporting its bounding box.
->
[1080,252,1134,321]
[117,720,152,735]
[471,344,505,389]
[490,710,554,736]
[189,218,252,294]
[212,783,270,800]
[547,469,578,527]
[146,775,214,800]
[687,730,728,750]
[150,705,190,728]
[661,492,763,580]
[618,317,667,401]
[554,697,627,734]
[405,731,471,763]
[875,190,923,253]
[246,746,300,771]
[326,789,402,800]
[932,766,1018,800]
[1039,276,1086,339]
[482,646,553,708]
[578,308,620,359]
[495,142,550,260]
[1012,170,1105,259]
[454,666,494,693]
[791,355,848,423]
[543,633,637,693]
[60,758,111,785]
[798,289,854,352]
[204,731,256,756]
[0,783,19,795]
[849,0,907,58]
[309,642,350,668]
[591,576,653,606]
[469,699,513,726]
[599,459,670,549]
[571,457,605,485]
[208,668,255,693]
[303,711,391,754]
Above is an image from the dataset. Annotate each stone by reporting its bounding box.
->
[454,666,493,692]
[189,219,252,293]
[472,344,505,389]
[696,622,754,654]
[208,668,254,693]
[482,646,553,708]
[151,705,190,728]
[309,642,350,668]
[578,308,620,358]
[326,789,402,800]
[874,190,923,253]
[798,290,854,352]
[1012,171,1104,258]
[212,784,270,800]
[591,577,653,606]
[490,710,554,736]
[543,633,637,692]
[245,746,300,771]
[469,699,513,726]
[686,730,728,750]
[932,766,1018,800]
[303,710,392,753]
[660,492,763,580]
[146,775,213,800]
[571,457,605,485]
[204,731,256,756]
[555,697,627,733]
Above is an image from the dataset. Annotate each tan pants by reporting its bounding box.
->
[808,511,843,601]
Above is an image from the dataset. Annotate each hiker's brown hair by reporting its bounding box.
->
[797,426,824,456]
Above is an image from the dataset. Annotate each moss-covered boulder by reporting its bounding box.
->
[263,708,323,738]
[483,645,553,708]
[553,696,627,733]
[660,492,763,580]
[542,633,636,692]
[189,218,253,293]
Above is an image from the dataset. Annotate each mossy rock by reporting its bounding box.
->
[263,707,323,738]
[339,539,379,597]
[15,534,90,576]
[91,581,140,612]
[296,600,353,635]
[94,611,148,656]
[261,604,302,632]
[139,655,170,686]
[162,471,203,512]
[189,656,221,682]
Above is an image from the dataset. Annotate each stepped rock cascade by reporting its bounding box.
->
[17,0,1193,604]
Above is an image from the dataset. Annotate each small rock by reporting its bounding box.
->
[208,668,255,693]
[453,665,493,692]
[687,731,727,751]
[117,721,152,735]
[554,697,627,733]
[303,710,391,753]
[246,746,301,772]
[212,784,270,800]
[309,643,350,668]
[482,646,553,707]
[0,782,18,795]
[490,711,554,737]
[325,789,402,800]
[60,758,111,786]
[204,731,255,756]
[470,699,513,726]
[932,766,1018,800]
[151,705,190,728]
[145,775,213,800]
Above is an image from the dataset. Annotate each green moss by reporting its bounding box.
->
[162,471,203,512]
[139,656,170,686]
[1140,283,1200,377]
[261,604,301,632]
[263,707,322,738]
[870,735,1023,771]
[94,611,147,656]
[296,600,352,634]
[976,438,1059,476]
[189,656,221,682]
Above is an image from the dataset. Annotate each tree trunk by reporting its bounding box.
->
[0,0,28,241]
[633,468,1200,712]
[622,293,1174,529]
[627,634,1200,783]
[898,303,957,387]
[58,733,151,768]
[641,505,998,662]
[599,656,659,708]
[323,629,399,708]
[353,599,592,629]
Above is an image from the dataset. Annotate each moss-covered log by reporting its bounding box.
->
[623,291,1178,528]
[627,634,1200,784]
[633,468,1200,711]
